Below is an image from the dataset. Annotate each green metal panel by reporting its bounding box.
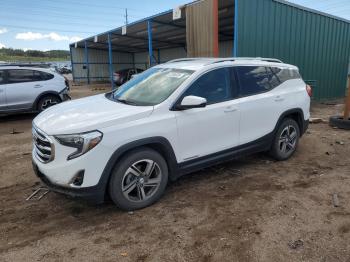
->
[236,0,350,100]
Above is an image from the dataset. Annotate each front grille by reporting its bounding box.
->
[32,125,54,163]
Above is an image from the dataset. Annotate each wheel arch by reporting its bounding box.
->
[275,108,307,137]
[98,137,179,199]
[33,91,62,111]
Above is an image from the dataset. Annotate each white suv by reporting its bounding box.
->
[32,58,311,210]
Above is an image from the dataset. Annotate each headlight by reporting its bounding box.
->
[54,131,103,160]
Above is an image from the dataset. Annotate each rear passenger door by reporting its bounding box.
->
[235,66,284,145]
[0,70,6,110]
[5,69,42,110]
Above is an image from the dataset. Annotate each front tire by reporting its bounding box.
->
[37,95,61,112]
[108,148,168,210]
[270,118,300,161]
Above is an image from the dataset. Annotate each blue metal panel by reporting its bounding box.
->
[147,20,154,66]
[84,41,90,84]
[107,33,115,89]
[233,0,239,56]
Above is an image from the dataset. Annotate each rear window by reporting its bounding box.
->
[272,67,300,83]
[236,66,301,96]
[236,66,277,96]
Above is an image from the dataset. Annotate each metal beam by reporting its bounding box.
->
[107,33,114,90]
[111,32,184,47]
[84,41,90,84]
[69,46,75,82]
[86,40,147,52]
[233,0,239,57]
[213,0,219,57]
[148,20,154,66]
[152,20,185,29]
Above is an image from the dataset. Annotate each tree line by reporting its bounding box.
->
[0,48,70,59]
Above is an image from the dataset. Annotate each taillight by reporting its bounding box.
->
[306,84,312,97]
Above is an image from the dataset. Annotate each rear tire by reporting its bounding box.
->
[37,95,61,112]
[108,148,168,211]
[270,118,300,161]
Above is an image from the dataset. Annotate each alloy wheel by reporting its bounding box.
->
[278,125,297,154]
[41,99,58,110]
[121,159,162,202]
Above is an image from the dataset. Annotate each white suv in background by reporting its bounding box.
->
[32,58,311,210]
[0,66,70,113]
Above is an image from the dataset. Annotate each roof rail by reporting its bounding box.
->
[166,57,283,64]
[166,58,216,63]
[210,57,283,64]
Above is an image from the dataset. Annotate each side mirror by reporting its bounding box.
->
[176,95,207,110]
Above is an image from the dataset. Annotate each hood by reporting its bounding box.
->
[33,94,153,135]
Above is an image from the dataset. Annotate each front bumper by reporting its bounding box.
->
[32,161,105,204]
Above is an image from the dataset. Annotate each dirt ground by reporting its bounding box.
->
[0,84,350,262]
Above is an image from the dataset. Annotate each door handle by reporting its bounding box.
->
[34,84,42,88]
[274,96,284,102]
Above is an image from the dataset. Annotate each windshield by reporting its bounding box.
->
[112,67,193,106]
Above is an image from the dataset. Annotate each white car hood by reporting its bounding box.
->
[33,94,154,135]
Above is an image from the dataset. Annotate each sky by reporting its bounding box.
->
[0,0,349,51]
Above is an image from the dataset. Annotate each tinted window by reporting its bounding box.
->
[0,70,5,85]
[236,66,277,96]
[39,71,54,80]
[182,68,232,104]
[271,67,300,83]
[7,69,35,84]
[7,69,53,83]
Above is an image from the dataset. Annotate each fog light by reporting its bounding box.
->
[71,170,85,186]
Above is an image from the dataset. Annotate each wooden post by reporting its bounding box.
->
[344,76,350,120]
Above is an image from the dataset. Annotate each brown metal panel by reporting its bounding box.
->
[186,0,217,57]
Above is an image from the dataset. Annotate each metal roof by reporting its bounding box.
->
[70,0,235,53]
[70,0,349,53]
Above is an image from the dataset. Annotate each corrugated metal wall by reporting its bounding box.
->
[237,0,350,100]
[71,48,133,82]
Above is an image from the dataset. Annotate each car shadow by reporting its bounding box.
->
[0,112,38,123]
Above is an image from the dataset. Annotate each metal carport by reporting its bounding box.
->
[69,0,236,88]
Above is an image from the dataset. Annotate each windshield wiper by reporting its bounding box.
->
[116,98,136,105]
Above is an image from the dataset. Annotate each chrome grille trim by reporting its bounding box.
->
[32,125,55,163]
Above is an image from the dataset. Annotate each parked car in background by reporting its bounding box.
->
[0,66,70,113]
[113,68,143,85]
[56,65,72,74]
[32,57,310,211]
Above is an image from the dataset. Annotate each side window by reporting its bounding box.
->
[7,69,35,84]
[39,71,54,81]
[236,66,276,96]
[182,68,232,104]
[272,67,300,83]
[0,70,5,85]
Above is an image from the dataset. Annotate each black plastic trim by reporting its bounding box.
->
[178,132,273,177]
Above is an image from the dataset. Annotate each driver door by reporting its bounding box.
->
[174,67,240,162]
